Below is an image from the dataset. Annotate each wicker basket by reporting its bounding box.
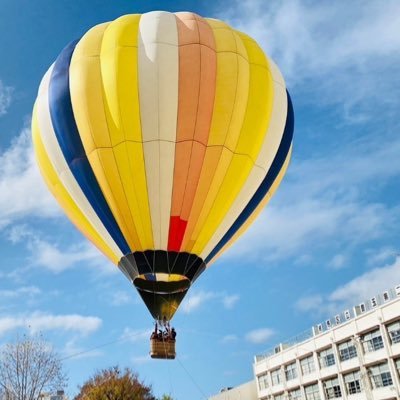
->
[150,338,176,359]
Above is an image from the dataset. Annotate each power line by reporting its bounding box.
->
[60,330,145,361]
[176,356,208,400]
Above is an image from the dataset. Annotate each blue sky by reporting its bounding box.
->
[0,0,400,398]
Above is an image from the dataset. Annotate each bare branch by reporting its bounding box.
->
[0,334,67,400]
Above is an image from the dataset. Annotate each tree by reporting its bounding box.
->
[74,367,156,400]
[0,334,66,400]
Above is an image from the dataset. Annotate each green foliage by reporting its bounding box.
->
[74,366,156,400]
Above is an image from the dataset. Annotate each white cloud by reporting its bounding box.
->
[0,127,60,227]
[32,239,104,273]
[111,291,133,306]
[131,355,152,365]
[181,290,217,314]
[120,327,152,343]
[295,294,324,313]
[220,334,238,344]
[365,247,398,266]
[222,294,240,309]
[181,291,240,313]
[0,312,102,336]
[296,257,400,316]
[0,80,13,116]
[328,254,347,270]
[329,257,400,304]
[61,338,103,360]
[221,0,400,116]
[245,328,275,344]
[6,224,111,274]
[223,131,400,265]
[0,286,41,299]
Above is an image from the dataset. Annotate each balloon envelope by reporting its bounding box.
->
[32,11,294,320]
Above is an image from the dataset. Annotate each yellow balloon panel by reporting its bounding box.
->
[32,108,119,265]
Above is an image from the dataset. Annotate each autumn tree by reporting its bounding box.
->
[0,334,67,400]
[74,366,156,400]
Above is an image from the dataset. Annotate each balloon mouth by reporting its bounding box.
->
[118,250,206,320]
[133,275,191,295]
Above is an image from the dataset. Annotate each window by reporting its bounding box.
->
[344,370,362,394]
[359,303,366,313]
[368,363,393,388]
[271,369,282,386]
[323,377,342,399]
[304,383,320,400]
[318,347,335,368]
[362,329,384,352]
[285,362,298,381]
[387,321,400,344]
[258,372,269,391]
[338,340,357,361]
[288,388,302,400]
[395,359,400,377]
[383,291,390,302]
[274,394,285,400]
[301,355,315,375]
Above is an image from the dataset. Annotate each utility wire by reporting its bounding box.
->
[60,327,215,398]
[175,356,208,400]
[61,326,227,362]
[60,330,145,361]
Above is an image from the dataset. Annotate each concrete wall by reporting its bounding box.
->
[209,380,258,400]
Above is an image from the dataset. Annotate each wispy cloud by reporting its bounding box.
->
[245,328,275,344]
[0,286,41,299]
[295,257,400,316]
[181,290,241,314]
[365,247,398,267]
[0,127,59,227]
[120,327,152,343]
[0,312,102,336]
[131,355,152,365]
[0,80,13,116]
[220,334,238,344]
[6,224,110,274]
[181,290,216,314]
[220,0,400,117]
[222,294,240,309]
[329,257,400,304]
[224,131,400,265]
[111,291,133,306]
[61,338,103,360]
[328,254,347,270]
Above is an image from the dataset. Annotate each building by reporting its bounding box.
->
[39,391,67,400]
[209,284,400,400]
[1,391,67,400]
[209,380,258,400]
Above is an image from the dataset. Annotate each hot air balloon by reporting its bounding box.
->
[32,11,294,359]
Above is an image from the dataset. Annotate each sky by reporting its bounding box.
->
[0,0,399,398]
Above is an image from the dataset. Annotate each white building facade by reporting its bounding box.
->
[209,285,400,400]
[254,285,400,400]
